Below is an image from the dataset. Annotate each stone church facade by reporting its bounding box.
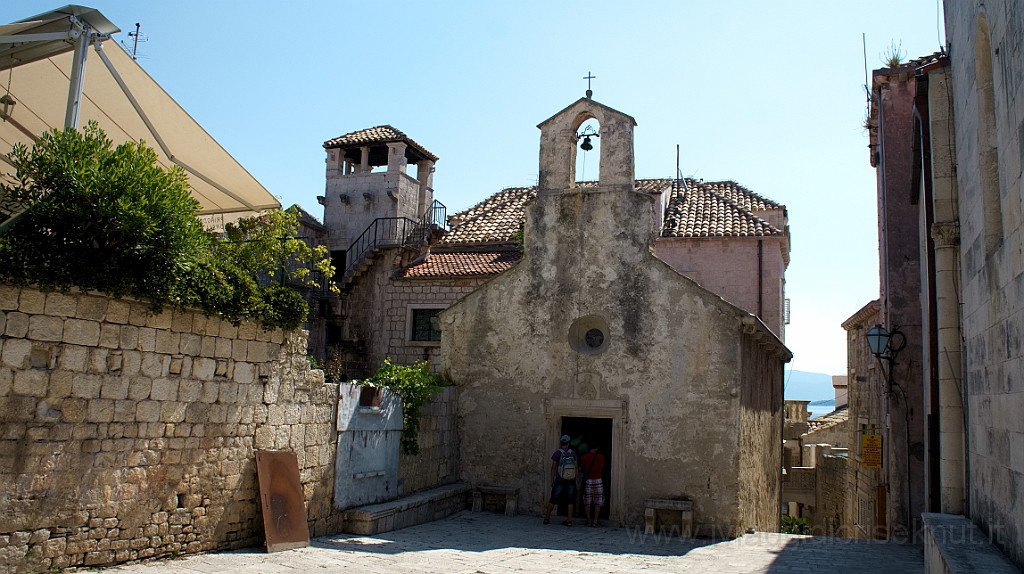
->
[440,97,790,534]
[304,123,791,379]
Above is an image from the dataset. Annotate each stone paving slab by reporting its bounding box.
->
[107,511,924,573]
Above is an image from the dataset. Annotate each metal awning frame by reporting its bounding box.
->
[0,6,280,232]
[0,14,112,231]
[1,14,113,131]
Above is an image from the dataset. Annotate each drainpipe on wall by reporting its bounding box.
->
[757,239,763,318]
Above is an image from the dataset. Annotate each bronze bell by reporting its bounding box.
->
[580,136,593,151]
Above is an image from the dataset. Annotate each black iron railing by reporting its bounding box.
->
[423,199,448,231]
[338,200,448,284]
[342,217,425,278]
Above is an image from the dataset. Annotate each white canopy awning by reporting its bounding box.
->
[0,5,280,227]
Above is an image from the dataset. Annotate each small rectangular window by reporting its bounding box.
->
[411,308,442,342]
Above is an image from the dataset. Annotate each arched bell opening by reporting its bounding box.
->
[574,118,601,185]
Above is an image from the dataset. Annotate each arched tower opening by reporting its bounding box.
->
[537,98,634,191]
[574,117,601,184]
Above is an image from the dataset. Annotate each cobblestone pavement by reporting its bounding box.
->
[108,511,924,573]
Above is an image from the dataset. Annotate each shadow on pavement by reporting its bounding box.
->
[762,535,925,573]
[308,511,719,557]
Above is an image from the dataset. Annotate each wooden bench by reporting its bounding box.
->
[472,485,519,517]
[644,498,693,536]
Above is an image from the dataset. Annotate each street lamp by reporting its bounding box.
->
[865,325,891,356]
[0,94,15,120]
[865,323,911,529]
[865,324,906,394]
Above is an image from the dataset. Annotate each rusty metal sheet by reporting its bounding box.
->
[255,450,310,553]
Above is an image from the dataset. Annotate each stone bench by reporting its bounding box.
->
[644,498,693,537]
[922,513,1019,574]
[471,485,519,517]
[342,483,471,536]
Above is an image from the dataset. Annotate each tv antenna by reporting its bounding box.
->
[122,23,147,61]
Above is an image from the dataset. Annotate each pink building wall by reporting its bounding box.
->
[654,236,787,339]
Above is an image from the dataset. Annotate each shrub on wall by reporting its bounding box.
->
[0,123,334,330]
[364,359,445,456]
[0,122,206,309]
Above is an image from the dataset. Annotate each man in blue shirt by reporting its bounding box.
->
[542,435,577,526]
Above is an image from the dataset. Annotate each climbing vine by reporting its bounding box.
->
[363,359,445,456]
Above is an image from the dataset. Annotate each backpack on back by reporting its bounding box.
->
[557,449,577,481]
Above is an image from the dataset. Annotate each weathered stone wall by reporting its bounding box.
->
[655,237,788,340]
[944,1,1024,568]
[344,251,488,375]
[842,301,886,539]
[812,452,848,537]
[737,335,785,533]
[398,386,459,495]
[874,66,927,538]
[322,171,422,252]
[442,97,789,536]
[0,286,342,573]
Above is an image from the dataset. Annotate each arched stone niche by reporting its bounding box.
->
[536,98,636,192]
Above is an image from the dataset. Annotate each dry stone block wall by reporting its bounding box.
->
[344,251,487,375]
[398,386,459,495]
[0,286,342,574]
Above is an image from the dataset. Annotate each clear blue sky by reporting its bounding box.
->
[2,1,947,375]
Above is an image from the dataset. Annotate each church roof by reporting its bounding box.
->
[323,125,438,162]
[442,186,535,246]
[694,180,784,212]
[396,250,521,279]
[441,179,675,247]
[661,180,783,238]
[441,178,783,247]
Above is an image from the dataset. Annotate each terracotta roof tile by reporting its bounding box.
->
[804,405,849,435]
[695,179,783,212]
[661,180,783,238]
[398,250,521,278]
[442,179,674,247]
[443,186,535,246]
[439,178,783,246]
[323,125,438,162]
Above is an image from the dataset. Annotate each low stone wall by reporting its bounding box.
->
[922,513,1020,574]
[0,286,343,574]
[398,386,459,495]
[812,453,848,536]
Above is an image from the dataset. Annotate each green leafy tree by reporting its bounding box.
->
[0,123,334,330]
[0,122,207,309]
[364,359,445,455]
[212,207,335,293]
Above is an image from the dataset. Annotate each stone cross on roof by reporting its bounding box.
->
[584,71,595,99]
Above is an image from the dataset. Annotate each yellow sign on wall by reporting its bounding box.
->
[862,434,883,468]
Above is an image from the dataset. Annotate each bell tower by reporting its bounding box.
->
[524,97,657,262]
[536,97,636,192]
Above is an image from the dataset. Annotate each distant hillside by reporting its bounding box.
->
[784,369,836,404]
